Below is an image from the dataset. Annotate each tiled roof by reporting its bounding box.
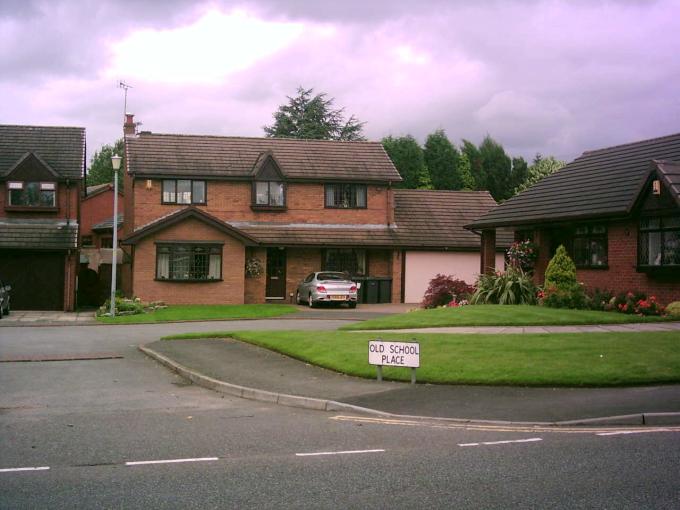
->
[469,133,680,229]
[654,160,680,207]
[0,124,85,180]
[394,189,512,248]
[86,183,112,197]
[0,218,78,250]
[92,214,124,231]
[125,133,402,183]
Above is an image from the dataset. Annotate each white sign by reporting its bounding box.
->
[368,340,420,368]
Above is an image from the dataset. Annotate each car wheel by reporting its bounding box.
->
[308,293,315,308]
[349,302,357,309]
[296,291,302,305]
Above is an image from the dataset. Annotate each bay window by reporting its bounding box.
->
[156,243,222,281]
[639,216,680,267]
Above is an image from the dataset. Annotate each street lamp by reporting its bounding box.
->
[110,154,122,317]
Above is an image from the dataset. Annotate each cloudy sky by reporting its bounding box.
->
[1,0,679,165]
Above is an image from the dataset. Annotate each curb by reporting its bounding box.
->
[139,345,680,428]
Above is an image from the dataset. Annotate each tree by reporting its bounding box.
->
[423,129,463,190]
[509,156,529,195]
[457,152,475,190]
[514,154,566,194]
[461,139,484,190]
[478,135,512,201]
[382,135,431,189]
[263,86,365,141]
[87,138,125,190]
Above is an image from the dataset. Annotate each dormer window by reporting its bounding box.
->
[254,181,285,207]
[8,181,56,207]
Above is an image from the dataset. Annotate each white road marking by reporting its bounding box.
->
[597,429,671,436]
[125,457,219,466]
[0,466,50,473]
[458,438,542,447]
[296,449,385,457]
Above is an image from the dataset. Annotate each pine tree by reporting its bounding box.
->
[424,129,462,190]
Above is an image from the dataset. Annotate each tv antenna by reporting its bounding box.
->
[118,80,133,118]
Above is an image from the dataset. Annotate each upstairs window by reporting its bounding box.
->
[254,181,285,207]
[572,225,607,268]
[639,216,680,267]
[162,179,206,205]
[325,184,367,209]
[8,181,56,207]
[156,243,222,281]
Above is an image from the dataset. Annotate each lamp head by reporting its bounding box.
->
[111,154,122,171]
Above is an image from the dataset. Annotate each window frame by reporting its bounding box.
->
[322,248,367,276]
[638,215,680,269]
[161,179,207,205]
[251,180,286,209]
[571,224,608,269]
[154,242,223,282]
[324,183,368,209]
[7,180,57,209]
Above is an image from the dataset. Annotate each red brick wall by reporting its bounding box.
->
[244,247,267,304]
[285,248,322,302]
[132,217,245,305]
[369,249,391,277]
[391,250,403,303]
[81,188,124,237]
[0,180,80,220]
[130,180,389,230]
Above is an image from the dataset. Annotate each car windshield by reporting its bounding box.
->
[317,272,349,281]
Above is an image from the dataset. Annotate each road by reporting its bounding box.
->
[1,321,679,508]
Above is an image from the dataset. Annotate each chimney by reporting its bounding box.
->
[124,113,136,136]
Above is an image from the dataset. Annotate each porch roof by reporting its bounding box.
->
[0,218,78,250]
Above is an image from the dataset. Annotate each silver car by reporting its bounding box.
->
[296,272,358,308]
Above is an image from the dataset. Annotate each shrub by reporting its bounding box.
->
[614,291,665,316]
[507,240,538,273]
[665,301,680,317]
[470,268,537,305]
[587,288,615,311]
[542,245,586,309]
[422,274,475,309]
[97,297,145,317]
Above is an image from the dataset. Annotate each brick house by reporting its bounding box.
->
[120,115,506,305]
[468,133,680,304]
[78,183,124,305]
[0,124,85,311]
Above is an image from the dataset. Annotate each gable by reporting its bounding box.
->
[253,154,285,181]
[6,152,60,181]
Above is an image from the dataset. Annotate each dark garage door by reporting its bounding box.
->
[0,251,65,310]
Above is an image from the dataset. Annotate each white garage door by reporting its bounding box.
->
[403,251,504,304]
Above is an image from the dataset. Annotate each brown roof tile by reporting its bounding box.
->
[126,133,402,183]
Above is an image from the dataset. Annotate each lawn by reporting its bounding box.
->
[97,304,297,324]
[161,329,680,386]
[341,304,673,330]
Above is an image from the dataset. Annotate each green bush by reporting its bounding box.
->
[543,245,586,309]
[471,268,537,305]
[97,297,145,317]
[666,301,680,316]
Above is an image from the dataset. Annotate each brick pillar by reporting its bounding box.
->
[533,229,551,285]
[480,229,496,274]
[390,250,403,303]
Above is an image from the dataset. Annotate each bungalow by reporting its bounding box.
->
[467,133,680,304]
[120,115,507,305]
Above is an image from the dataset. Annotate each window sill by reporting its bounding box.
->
[324,205,368,210]
[575,265,609,270]
[251,204,287,212]
[5,206,58,212]
[161,202,206,206]
[637,265,680,273]
[154,278,223,283]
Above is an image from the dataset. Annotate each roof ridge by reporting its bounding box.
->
[134,132,381,145]
[0,124,85,130]
[581,132,680,157]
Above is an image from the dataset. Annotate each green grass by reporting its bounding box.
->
[97,304,297,324]
[161,329,680,386]
[341,304,673,330]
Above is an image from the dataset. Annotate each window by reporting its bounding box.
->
[100,237,113,249]
[254,181,285,207]
[156,244,222,281]
[572,225,607,268]
[82,235,94,247]
[325,184,367,209]
[8,181,56,207]
[639,216,680,267]
[162,179,206,205]
[324,249,366,275]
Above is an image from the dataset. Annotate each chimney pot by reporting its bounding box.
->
[124,113,136,136]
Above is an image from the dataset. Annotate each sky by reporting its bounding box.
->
[1,0,679,166]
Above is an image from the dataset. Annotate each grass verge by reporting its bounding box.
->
[341,304,672,330]
[161,330,680,386]
[97,304,297,324]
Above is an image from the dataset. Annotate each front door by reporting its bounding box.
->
[266,248,287,299]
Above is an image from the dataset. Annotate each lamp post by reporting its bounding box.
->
[110,154,122,317]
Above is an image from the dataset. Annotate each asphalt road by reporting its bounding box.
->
[1,321,679,509]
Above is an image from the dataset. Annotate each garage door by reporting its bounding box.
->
[0,251,65,310]
[404,251,503,303]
